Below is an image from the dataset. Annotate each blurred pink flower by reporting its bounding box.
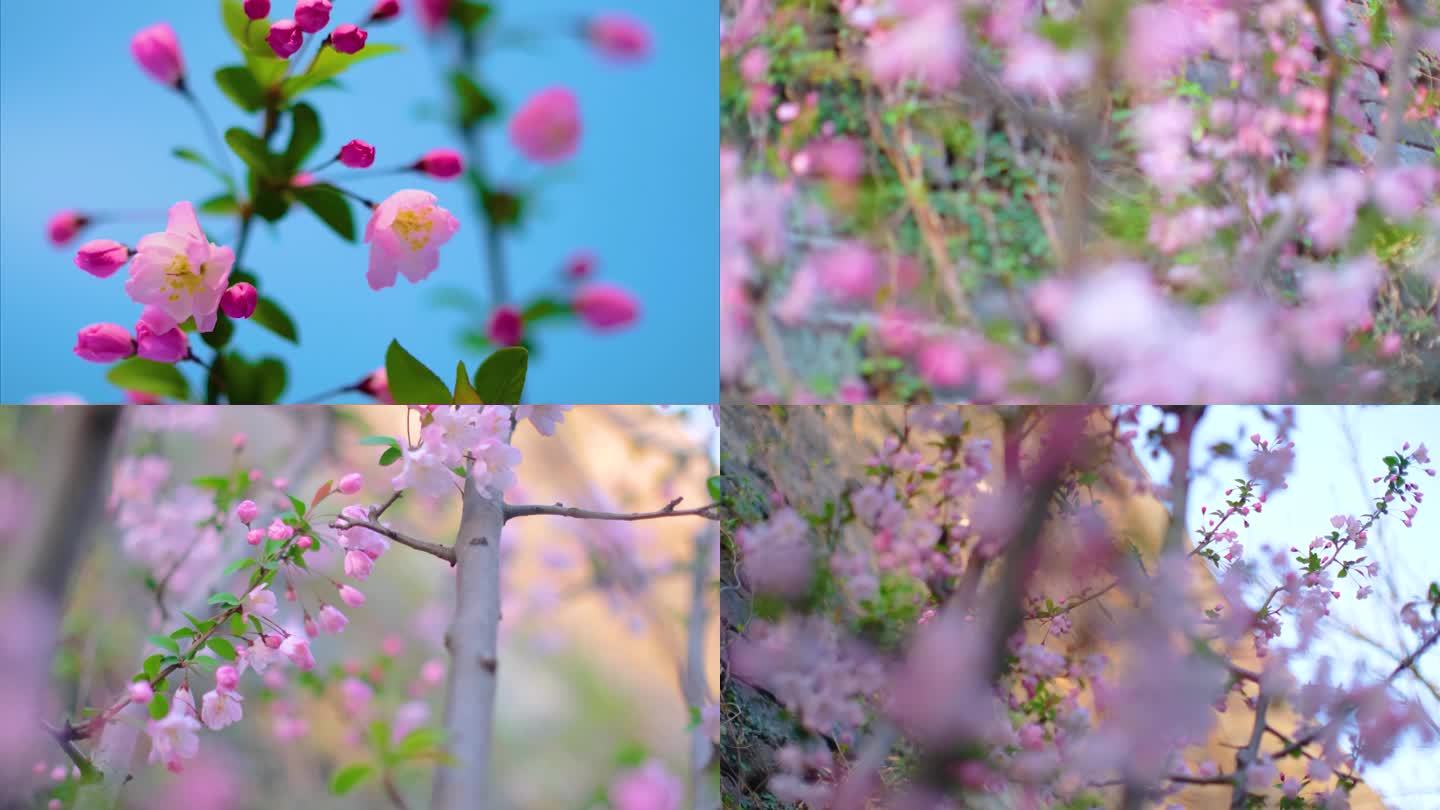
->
[73,323,135,363]
[486,305,523,346]
[132,23,185,87]
[331,23,368,53]
[917,338,970,389]
[135,317,189,364]
[509,87,582,164]
[866,0,966,91]
[47,210,87,246]
[588,14,651,62]
[417,0,451,32]
[295,0,332,34]
[364,189,460,290]
[415,148,463,178]
[267,20,304,58]
[339,139,376,168]
[609,760,683,810]
[74,239,130,278]
[574,284,639,330]
[814,241,880,303]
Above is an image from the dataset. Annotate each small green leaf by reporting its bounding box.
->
[706,475,724,501]
[450,1,493,30]
[453,361,484,404]
[283,43,401,98]
[149,692,170,720]
[219,352,288,404]
[283,103,322,171]
[472,346,528,404]
[207,638,238,661]
[481,188,524,226]
[287,494,307,516]
[106,359,190,402]
[229,613,247,636]
[170,627,195,640]
[202,313,235,350]
[198,193,240,215]
[330,763,375,795]
[142,653,165,681]
[393,727,446,759]
[293,185,356,242]
[225,128,277,177]
[358,435,400,448]
[147,635,180,654]
[385,339,453,404]
[521,297,574,323]
[450,70,497,129]
[252,183,290,222]
[378,446,403,466]
[208,591,240,607]
[215,65,266,111]
[249,297,300,343]
[173,147,235,192]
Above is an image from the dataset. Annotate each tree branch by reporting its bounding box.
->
[330,515,455,565]
[504,497,719,523]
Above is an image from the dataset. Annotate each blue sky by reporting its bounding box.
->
[0,0,717,403]
[1136,406,1440,805]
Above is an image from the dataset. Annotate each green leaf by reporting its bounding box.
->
[450,1,493,30]
[207,638,238,661]
[149,692,170,720]
[147,635,181,654]
[450,70,497,129]
[521,297,574,323]
[393,727,446,759]
[208,591,240,606]
[225,128,277,178]
[251,180,290,222]
[170,627,195,640]
[330,763,375,796]
[198,193,240,215]
[293,185,356,242]
[453,361,484,404]
[174,147,236,192]
[378,446,403,466]
[202,313,235,350]
[706,475,724,501]
[283,43,401,98]
[472,347,528,404]
[106,358,190,401]
[219,352,288,404]
[287,494,307,516]
[215,65,266,111]
[142,653,165,681]
[358,435,400,448]
[222,558,255,575]
[283,103,322,171]
[384,339,452,404]
[250,297,300,343]
[481,188,525,227]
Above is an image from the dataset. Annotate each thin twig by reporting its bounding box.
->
[330,515,455,564]
[504,497,719,522]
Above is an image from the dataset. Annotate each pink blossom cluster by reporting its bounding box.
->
[390,405,522,498]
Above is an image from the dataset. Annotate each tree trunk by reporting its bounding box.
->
[430,473,505,810]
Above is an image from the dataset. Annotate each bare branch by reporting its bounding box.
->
[504,497,719,523]
[331,515,455,565]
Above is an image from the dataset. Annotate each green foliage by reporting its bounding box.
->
[453,361,484,404]
[282,44,401,98]
[384,339,453,404]
[329,763,375,795]
[218,352,288,403]
[472,347,528,404]
[293,185,356,241]
[282,103,322,171]
[451,70,498,129]
[107,359,190,401]
[215,66,266,111]
[249,297,299,343]
[853,572,928,648]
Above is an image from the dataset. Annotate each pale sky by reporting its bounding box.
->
[1134,406,1440,808]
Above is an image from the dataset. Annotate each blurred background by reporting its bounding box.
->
[0,404,719,809]
[0,0,718,403]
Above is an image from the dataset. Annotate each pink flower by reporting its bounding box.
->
[294,0,332,33]
[917,338,970,389]
[73,323,135,363]
[338,472,364,495]
[146,704,201,772]
[359,368,394,403]
[363,190,461,290]
[587,14,651,62]
[574,284,639,330]
[267,20,304,58]
[1372,166,1438,220]
[246,529,264,545]
[215,665,239,692]
[135,316,189,364]
[220,282,258,319]
[339,139,376,168]
[132,23,185,87]
[129,682,154,704]
[338,584,366,607]
[125,201,234,333]
[331,23,367,53]
[317,604,348,634]
[866,0,965,91]
[344,549,375,580]
[814,241,880,303]
[417,0,451,31]
[75,240,130,278]
[244,0,271,20]
[279,635,315,670]
[246,585,278,618]
[236,500,259,525]
[516,404,569,436]
[608,760,683,810]
[47,211,87,246]
[509,87,582,164]
[367,0,401,23]
[487,306,523,346]
[413,147,463,178]
[1299,170,1367,252]
[200,688,243,730]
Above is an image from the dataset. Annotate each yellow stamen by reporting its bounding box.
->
[391,207,435,252]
